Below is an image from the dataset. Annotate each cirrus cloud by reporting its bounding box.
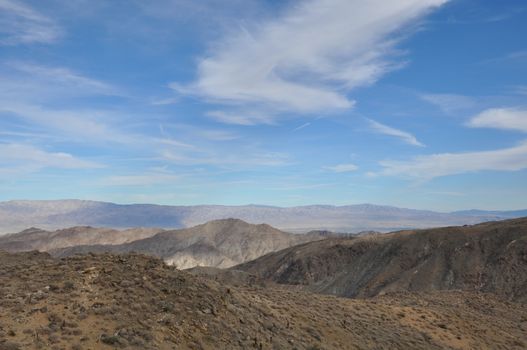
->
[0,0,62,45]
[367,118,424,147]
[324,163,359,173]
[0,143,103,171]
[376,141,527,180]
[174,0,449,124]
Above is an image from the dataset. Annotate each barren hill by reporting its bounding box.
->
[236,217,527,301]
[48,219,324,269]
[0,226,163,252]
[0,251,525,349]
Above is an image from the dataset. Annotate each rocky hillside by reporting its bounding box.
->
[236,217,527,301]
[50,219,324,269]
[0,226,163,252]
[2,199,524,234]
[0,251,525,349]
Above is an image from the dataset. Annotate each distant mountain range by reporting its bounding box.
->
[0,199,525,234]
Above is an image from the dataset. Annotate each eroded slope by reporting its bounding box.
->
[236,218,527,301]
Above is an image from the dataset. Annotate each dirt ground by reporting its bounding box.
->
[0,251,526,349]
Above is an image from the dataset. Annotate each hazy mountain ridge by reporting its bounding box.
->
[1,199,524,234]
[0,226,164,252]
[235,217,527,302]
[0,219,325,269]
[452,209,527,217]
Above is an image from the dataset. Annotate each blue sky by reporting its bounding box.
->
[0,0,526,211]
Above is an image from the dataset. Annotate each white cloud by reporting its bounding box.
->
[324,163,359,173]
[137,0,264,22]
[8,62,117,94]
[197,129,239,141]
[0,103,131,144]
[0,0,62,45]
[480,50,527,65]
[376,141,527,180]
[0,143,102,170]
[103,173,181,186]
[205,110,277,126]
[502,50,527,61]
[160,123,240,142]
[426,191,465,197]
[0,130,50,139]
[514,86,527,96]
[161,149,289,168]
[420,93,475,114]
[0,62,121,101]
[175,0,448,122]
[293,122,311,132]
[367,119,424,147]
[155,138,196,149]
[467,108,527,133]
[0,63,139,147]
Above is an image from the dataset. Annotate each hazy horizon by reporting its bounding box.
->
[1,0,526,211]
[1,198,527,214]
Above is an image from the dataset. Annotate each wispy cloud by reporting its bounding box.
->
[420,93,475,114]
[443,9,524,25]
[1,62,121,101]
[268,182,334,191]
[0,143,102,171]
[0,102,194,153]
[175,0,448,123]
[367,118,424,147]
[159,123,240,142]
[376,141,527,180]
[426,191,465,197]
[7,62,118,95]
[103,172,181,187]
[480,50,527,65]
[161,149,289,168]
[0,0,62,45]
[324,163,358,173]
[467,107,527,133]
[137,0,265,24]
[0,103,132,144]
[0,62,140,147]
[0,130,51,139]
[293,122,311,132]
[513,86,527,96]
[205,110,276,126]
[197,129,239,141]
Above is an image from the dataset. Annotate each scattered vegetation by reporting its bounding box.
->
[0,250,526,349]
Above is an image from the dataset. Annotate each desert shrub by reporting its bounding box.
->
[100,334,123,346]
[63,281,75,291]
[0,342,21,350]
[307,346,323,350]
[48,333,60,344]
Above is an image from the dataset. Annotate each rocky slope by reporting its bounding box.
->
[0,251,525,349]
[0,226,163,252]
[2,199,524,234]
[236,217,527,301]
[50,219,324,269]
